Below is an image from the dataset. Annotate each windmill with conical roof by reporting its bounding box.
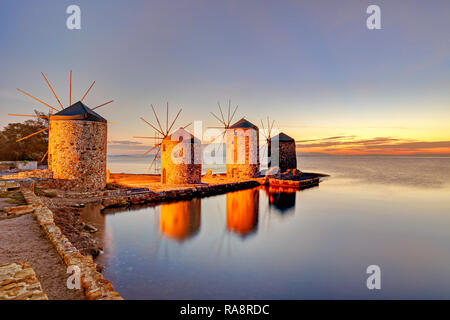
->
[134,103,179,172]
[269,132,297,173]
[10,71,113,191]
[11,71,113,162]
[226,117,260,179]
[135,103,200,184]
[259,117,297,173]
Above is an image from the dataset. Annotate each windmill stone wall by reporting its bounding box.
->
[269,133,297,173]
[160,128,201,184]
[48,102,107,191]
[225,118,260,179]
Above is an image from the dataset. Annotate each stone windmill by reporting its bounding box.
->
[135,103,201,184]
[11,71,113,191]
[260,117,297,173]
[226,117,260,179]
[269,132,297,173]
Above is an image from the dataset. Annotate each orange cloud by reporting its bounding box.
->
[296,136,450,156]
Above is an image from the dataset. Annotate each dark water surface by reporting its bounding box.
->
[90,156,450,299]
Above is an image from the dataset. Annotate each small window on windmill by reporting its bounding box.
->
[179,148,183,157]
[162,144,166,152]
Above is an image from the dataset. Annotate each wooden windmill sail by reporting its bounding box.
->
[209,100,239,141]
[260,117,276,167]
[134,103,192,172]
[260,117,275,144]
[10,70,114,163]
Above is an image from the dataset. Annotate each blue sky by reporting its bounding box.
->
[1,0,449,154]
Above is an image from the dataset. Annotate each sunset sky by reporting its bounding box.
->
[0,0,449,155]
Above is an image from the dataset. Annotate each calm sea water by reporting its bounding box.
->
[89,156,450,299]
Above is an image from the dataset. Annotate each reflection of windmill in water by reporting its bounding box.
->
[226,188,259,237]
[134,103,193,175]
[263,186,296,214]
[146,199,202,266]
[10,71,114,164]
[212,188,261,257]
[160,199,202,241]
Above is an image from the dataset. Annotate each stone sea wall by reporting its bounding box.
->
[0,169,52,180]
[21,182,122,300]
[268,177,320,189]
[1,205,34,219]
[101,180,261,208]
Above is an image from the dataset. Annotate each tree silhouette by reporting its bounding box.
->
[0,110,48,164]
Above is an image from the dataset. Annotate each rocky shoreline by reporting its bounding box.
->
[20,182,122,300]
[51,207,103,261]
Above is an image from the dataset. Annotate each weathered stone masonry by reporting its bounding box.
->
[48,120,107,191]
[269,132,297,172]
[20,182,122,300]
[160,128,202,184]
[226,118,260,179]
